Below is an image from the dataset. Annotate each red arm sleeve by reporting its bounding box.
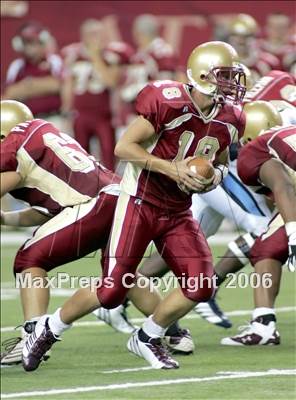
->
[0,134,21,172]
[135,84,163,132]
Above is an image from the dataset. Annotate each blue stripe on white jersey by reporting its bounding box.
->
[222,173,266,216]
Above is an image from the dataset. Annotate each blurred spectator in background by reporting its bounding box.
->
[132,14,178,80]
[119,14,178,127]
[261,12,296,73]
[3,21,63,128]
[1,1,28,18]
[61,19,129,169]
[227,14,281,81]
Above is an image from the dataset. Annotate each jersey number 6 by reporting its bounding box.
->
[43,132,96,173]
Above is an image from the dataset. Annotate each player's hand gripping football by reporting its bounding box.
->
[168,157,212,194]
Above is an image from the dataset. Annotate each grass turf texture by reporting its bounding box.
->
[1,244,296,400]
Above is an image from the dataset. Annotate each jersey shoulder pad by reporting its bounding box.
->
[135,81,188,131]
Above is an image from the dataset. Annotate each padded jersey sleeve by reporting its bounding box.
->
[0,133,22,172]
[135,83,163,133]
[267,127,296,170]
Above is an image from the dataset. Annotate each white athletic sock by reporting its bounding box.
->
[252,307,275,321]
[48,308,72,336]
[142,315,166,338]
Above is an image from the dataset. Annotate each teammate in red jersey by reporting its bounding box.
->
[61,19,132,169]
[0,100,168,366]
[244,70,296,124]
[227,14,280,81]
[221,101,296,346]
[23,41,247,371]
[260,13,295,73]
[119,14,178,127]
[3,22,63,124]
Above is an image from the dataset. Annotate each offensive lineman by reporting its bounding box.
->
[222,101,296,345]
[0,100,176,365]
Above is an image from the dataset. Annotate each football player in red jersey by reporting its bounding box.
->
[227,14,280,81]
[119,14,178,129]
[23,41,247,371]
[244,69,296,124]
[3,22,63,126]
[261,13,296,73]
[195,70,296,318]
[61,19,132,170]
[0,100,171,366]
[221,101,296,346]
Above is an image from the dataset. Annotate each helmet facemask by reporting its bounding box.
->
[203,65,247,104]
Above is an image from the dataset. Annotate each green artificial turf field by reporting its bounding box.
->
[1,243,296,400]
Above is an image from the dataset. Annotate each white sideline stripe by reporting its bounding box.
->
[2,369,295,398]
[1,288,76,300]
[102,366,154,374]
[1,306,295,333]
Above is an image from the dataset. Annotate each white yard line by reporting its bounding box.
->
[1,288,76,300]
[1,306,295,333]
[1,369,295,399]
[102,366,154,374]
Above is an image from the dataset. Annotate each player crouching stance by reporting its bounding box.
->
[1,100,182,366]
[22,41,246,370]
[221,101,296,346]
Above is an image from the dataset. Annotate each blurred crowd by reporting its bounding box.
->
[2,13,296,171]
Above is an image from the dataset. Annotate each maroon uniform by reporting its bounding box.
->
[1,119,120,273]
[136,37,177,78]
[6,54,62,116]
[63,41,132,169]
[1,119,118,215]
[237,125,296,264]
[97,80,245,309]
[244,70,296,107]
[119,38,177,125]
[260,38,296,72]
[240,45,281,81]
[122,81,245,212]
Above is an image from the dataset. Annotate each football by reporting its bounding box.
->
[188,157,215,185]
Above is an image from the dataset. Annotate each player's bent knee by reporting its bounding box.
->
[183,284,214,303]
[97,286,127,309]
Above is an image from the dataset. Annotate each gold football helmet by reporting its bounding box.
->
[243,100,283,142]
[229,14,258,36]
[187,41,246,103]
[1,100,33,140]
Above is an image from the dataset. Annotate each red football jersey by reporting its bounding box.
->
[240,47,281,80]
[5,54,62,115]
[1,119,119,215]
[260,39,296,72]
[120,37,177,105]
[120,80,245,212]
[244,70,296,106]
[144,37,177,76]
[237,125,296,190]
[63,41,133,114]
